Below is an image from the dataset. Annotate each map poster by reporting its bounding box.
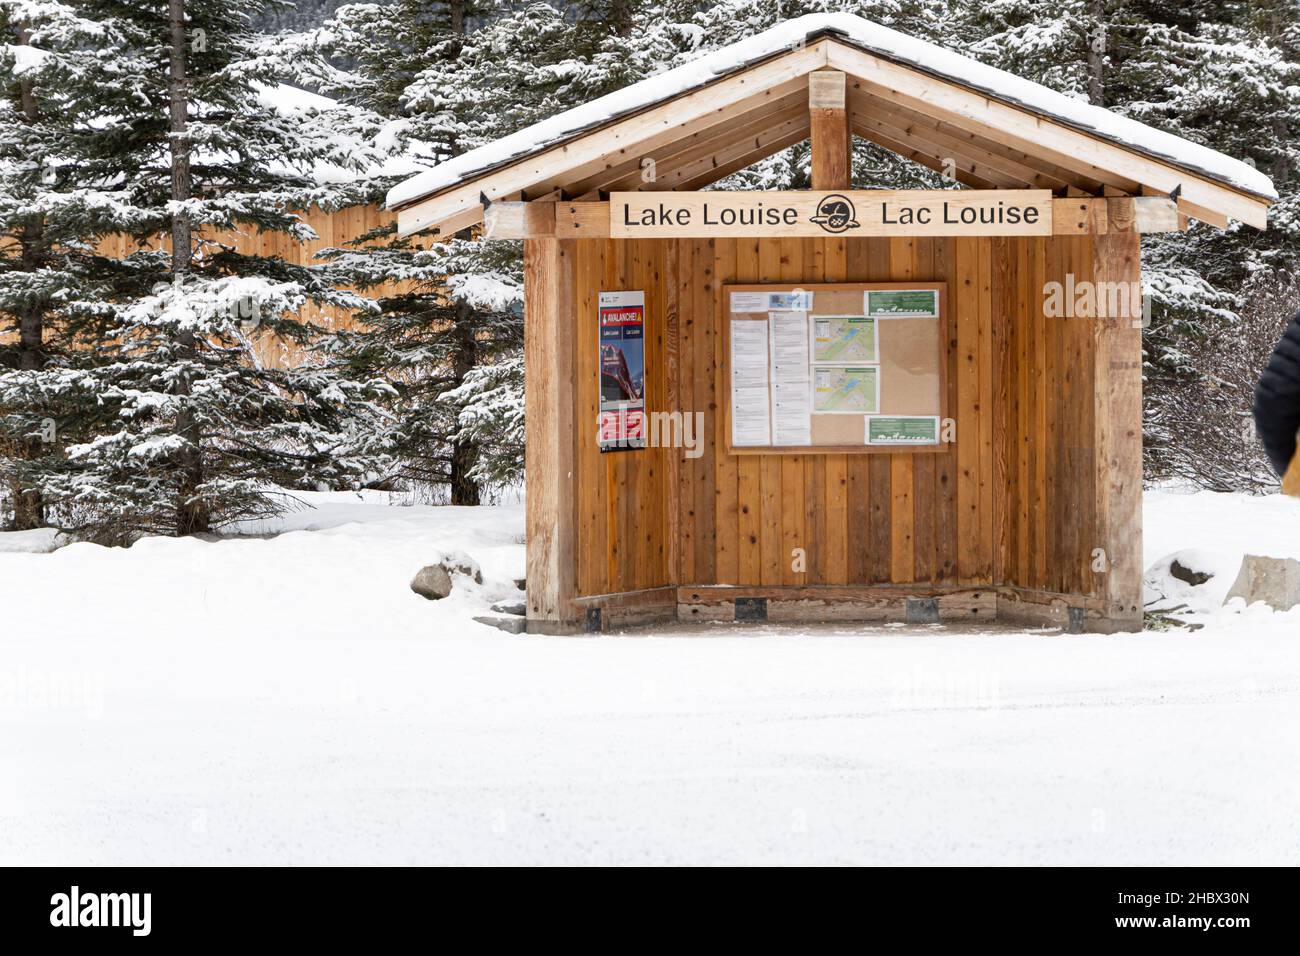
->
[812,316,877,364]
[866,289,939,318]
[598,290,646,452]
[813,366,879,414]
[867,415,941,444]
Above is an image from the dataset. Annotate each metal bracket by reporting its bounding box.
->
[906,597,940,624]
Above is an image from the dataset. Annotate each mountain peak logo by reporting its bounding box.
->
[810,194,860,234]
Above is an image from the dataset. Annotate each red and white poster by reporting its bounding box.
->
[598,290,646,452]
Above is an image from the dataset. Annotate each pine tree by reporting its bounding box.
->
[0,0,132,530]
[317,1,591,503]
[18,0,392,542]
[1133,1,1300,479]
[952,0,1299,485]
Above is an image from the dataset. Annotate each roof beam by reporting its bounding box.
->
[851,122,1003,189]
[596,100,809,194]
[640,114,810,192]
[1052,196,1181,234]
[809,70,850,189]
[856,92,1103,193]
[854,112,1032,187]
[827,44,1268,227]
[675,128,810,191]
[1177,197,1228,229]
[851,98,1069,190]
[396,40,831,235]
[548,86,810,199]
[846,72,1142,196]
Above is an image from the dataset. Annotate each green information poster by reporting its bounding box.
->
[866,289,939,317]
[867,415,940,444]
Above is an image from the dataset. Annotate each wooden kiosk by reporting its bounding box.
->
[388,14,1274,634]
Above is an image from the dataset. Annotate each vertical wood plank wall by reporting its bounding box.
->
[564,234,1106,600]
[573,238,675,596]
[91,204,404,369]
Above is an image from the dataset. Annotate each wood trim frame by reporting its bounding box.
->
[524,238,581,631]
[486,194,1180,239]
[1090,205,1144,632]
[721,281,950,456]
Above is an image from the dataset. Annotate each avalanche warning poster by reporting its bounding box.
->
[598,290,646,452]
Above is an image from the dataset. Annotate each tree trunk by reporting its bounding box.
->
[448,300,481,506]
[168,0,208,534]
[1265,3,1292,186]
[609,0,634,38]
[1085,2,1106,107]
[11,208,47,530]
[444,6,480,507]
[10,22,46,529]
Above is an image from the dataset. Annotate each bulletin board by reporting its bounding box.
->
[723,282,947,455]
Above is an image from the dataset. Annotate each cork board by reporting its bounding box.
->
[723,282,947,455]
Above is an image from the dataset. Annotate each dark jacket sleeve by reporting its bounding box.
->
[1254,308,1300,477]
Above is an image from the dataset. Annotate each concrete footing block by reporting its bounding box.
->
[1224,555,1300,613]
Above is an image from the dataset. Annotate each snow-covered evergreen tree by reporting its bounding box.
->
[952,0,1299,485]
[13,0,393,542]
[316,1,595,502]
[0,0,134,530]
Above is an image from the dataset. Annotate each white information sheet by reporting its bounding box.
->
[729,291,768,313]
[729,320,771,446]
[769,311,811,446]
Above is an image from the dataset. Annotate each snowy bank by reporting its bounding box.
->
[2,488,1300,864]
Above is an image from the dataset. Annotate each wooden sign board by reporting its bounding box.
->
[612,189,1052,238]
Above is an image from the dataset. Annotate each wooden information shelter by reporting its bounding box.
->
[388,15,1274,634]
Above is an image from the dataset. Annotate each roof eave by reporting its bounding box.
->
[390,27,1273,219]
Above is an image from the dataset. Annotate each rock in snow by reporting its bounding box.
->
[1170,558,1214,587]
[411,550,485,599]
[410,564,453,600]
[473,615,526,635]
[1142,548,1240,616]
[442,550,483,584]
[1224,555,1300,613]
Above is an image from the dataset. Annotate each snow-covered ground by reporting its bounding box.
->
[2,487,1298,865]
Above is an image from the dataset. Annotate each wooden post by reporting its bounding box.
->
[524,238,580,633]
[1091,199,1143,631]
[809,70,850,190]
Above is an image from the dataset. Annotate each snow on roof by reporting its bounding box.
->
[386,12,1276,210]
[253,81,344,116]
